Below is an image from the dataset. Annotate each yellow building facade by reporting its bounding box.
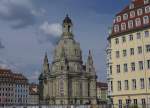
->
[107,0,150,107]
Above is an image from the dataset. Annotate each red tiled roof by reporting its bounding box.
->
[0,68,28,84]
[110,0,150,38]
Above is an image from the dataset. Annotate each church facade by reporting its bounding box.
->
[39,15,97,105]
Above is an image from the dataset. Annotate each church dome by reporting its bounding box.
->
[53,15,82,63]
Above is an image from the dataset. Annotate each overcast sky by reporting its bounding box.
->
[0,0,130,83]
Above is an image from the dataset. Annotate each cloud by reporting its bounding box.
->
[0,0,39,28]
[40,21,62,36]
[38,21,62,45]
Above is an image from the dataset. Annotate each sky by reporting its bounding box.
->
[0,0,130,83]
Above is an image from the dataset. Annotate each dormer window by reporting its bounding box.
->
[135,18,141,27]
[116,16,121,22]
[121,23,126,31]
[145,5,150,13]
[143,16,149,24]
[137,9,143,16]
[144,0,149,4]
[129,3,134,9]
[114,25,120,32]
[128,20,134,29]
[123,13,128,20]
[130,11,135,18]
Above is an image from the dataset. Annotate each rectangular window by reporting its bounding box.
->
[147,60,150,69]
[122,36,126,43]
[116,51,120,58]
[118,99,122,108]
[124,63,128,72]
[137,32,141,39]
[124,80,129,90]
[117,65,120,73]
[145,30,149,37]
[111,81,113,91]
[130,48,134,55]
[129,34,133,41]
[146,45,150,52]
[149,78,150,88]
[133,99,137,105]
[118,81,121,91]
[132,79,136,90]
[115,38,119,44]
[140,78,145,89]
[139,61,143,70]
[138,46,142,54]
[110,65,112,75]
[123,50,127,57]
[131,62,135,71]
[141,98,146,105]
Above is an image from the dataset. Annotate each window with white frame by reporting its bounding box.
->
[110,81,113,91]
[114,25,120,32]
[124,63,128,72]
[147,60,150,69]
[131,62,135,71]
[117,65,120,73]
[137,32,141,39]
[146,44,150,52]
[130,48,134,55]
[135,18,141,27]
[145,30,149,37]
[115,38,119,44]
[121,23,126,31]
[117,81,121,91]
[128,20,134,29]
[123,13,128,20]
[138,46,142,54]
[122,36,126,43]
[132,79,136,90]
[144,0,149,4]
[116,51,120,58]
[129,34,133,41]
[140,78,145,89]
[129,3,134,9]
[117,16,121,22]
[145,5,150,13]
[130,11,135,18]
[139,61,143,70]
[143,16,149,24]
[123,49,127,57]
[124,80,129,90]
[137,9,143,16]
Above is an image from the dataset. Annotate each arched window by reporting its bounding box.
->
[114,25,120,32]
[135,18,141,27]
[143,16,149,24]
[128,20,134,29]
[121,23,126,31]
